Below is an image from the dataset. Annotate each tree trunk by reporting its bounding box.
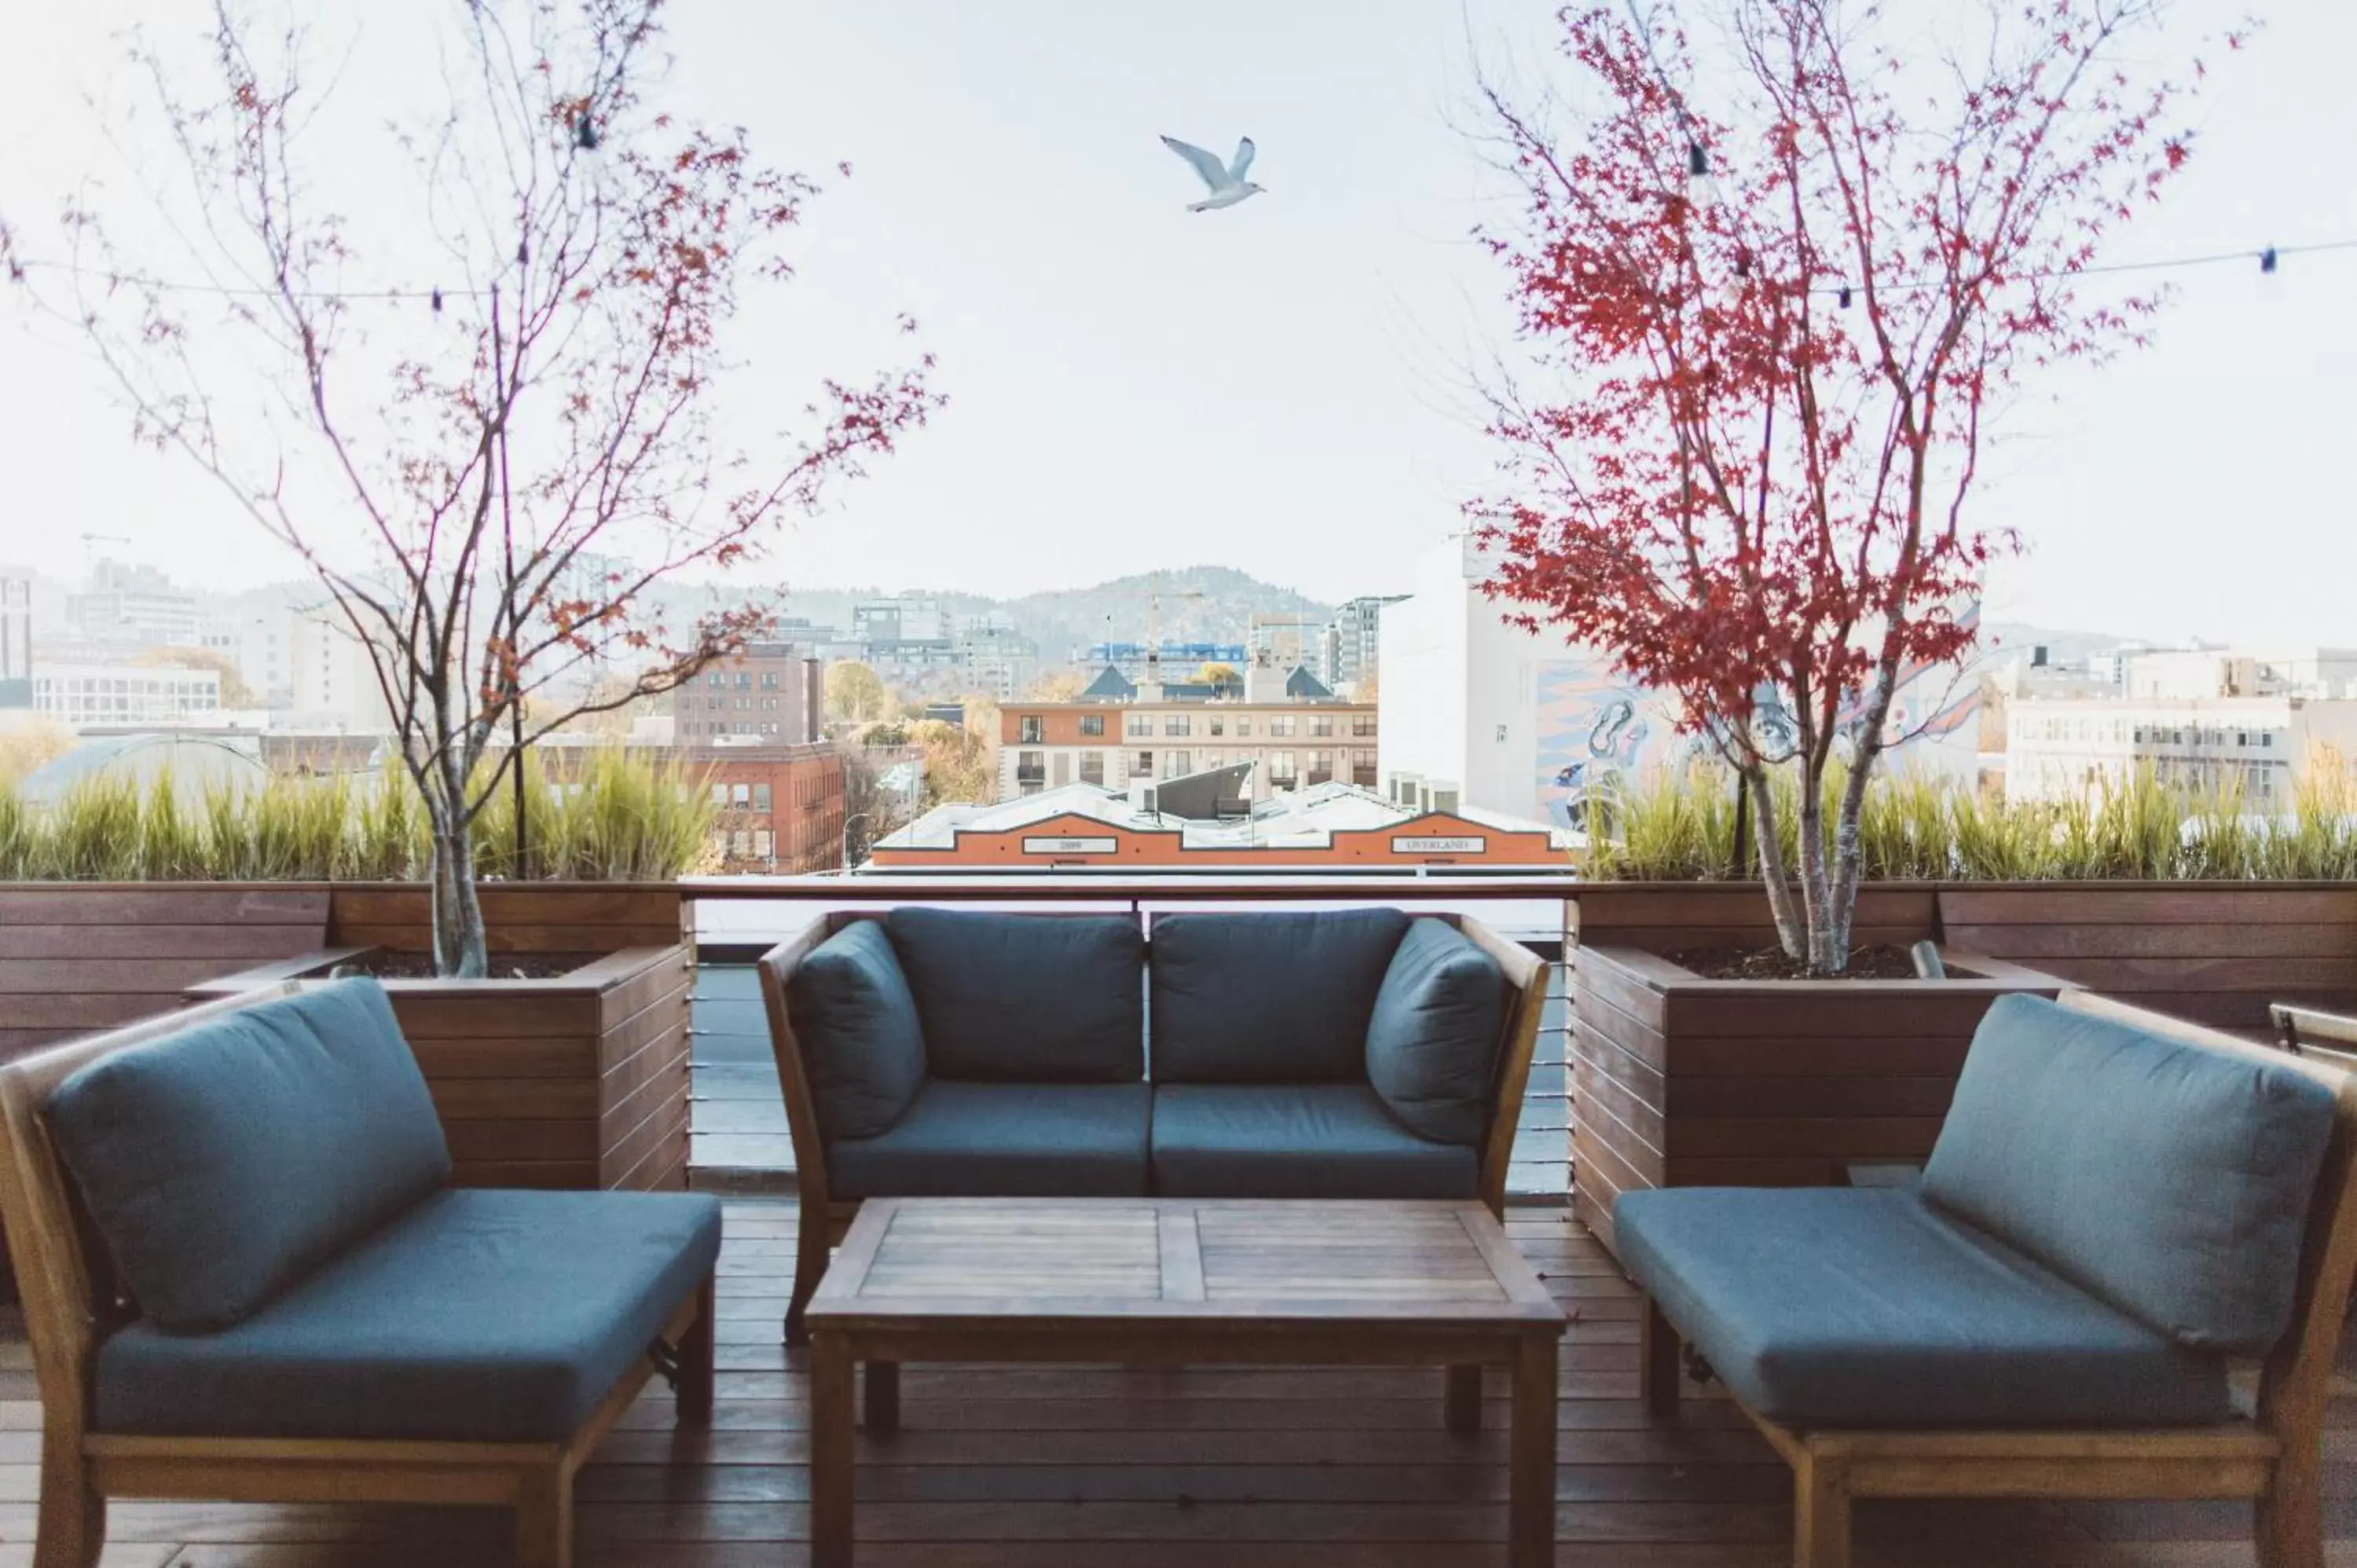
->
[1746,767,1807,962]
[427,809,489,980]
[1796,761,1846,975]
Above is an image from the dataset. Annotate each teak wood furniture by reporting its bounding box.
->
[1638,989,2357,1568]
[757,909,1550,1343]
[0,987,717,1568]
[804,1196,1568,1568]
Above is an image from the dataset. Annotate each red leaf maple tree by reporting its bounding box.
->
[1472,0,2217,971]
[4,0,938,976]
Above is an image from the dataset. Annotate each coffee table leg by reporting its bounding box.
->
[1509,1335,1556,1568]
[812,1330,856,1567]
[864,1360,900,1434]
[1443,1364,1483,1434]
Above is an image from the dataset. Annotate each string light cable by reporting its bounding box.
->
[9,233,2355,307]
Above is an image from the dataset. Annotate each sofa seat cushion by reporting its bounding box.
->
[788,920,927,1140]
[93,1188,721,1442]
[1152,910,1411,1083]
[1925,994,2338,1355]
[828,1082,1152,1198]
[1365,920,1508,1145]
[1151,1084,1479,1200]
[885,909,1145,1082]
[49,979,453,1333]
[1615,1186,2233,1429]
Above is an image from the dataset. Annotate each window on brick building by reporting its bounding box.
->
[1080,714,1105,736]
[1020,716,1043,743]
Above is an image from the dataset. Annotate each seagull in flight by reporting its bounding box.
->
[1161,134,1264,213]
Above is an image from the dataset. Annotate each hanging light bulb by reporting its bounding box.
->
[1837,284,1853,309]
[574,115,599,152]
[2260,246,2278,273]
[1685,141,1713,208]
[430,287,444,314]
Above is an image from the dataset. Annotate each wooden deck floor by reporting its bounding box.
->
[7,1200,2356,1568]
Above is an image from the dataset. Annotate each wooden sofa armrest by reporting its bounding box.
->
[754,914,842,1203]
[1456,917,1550,1221]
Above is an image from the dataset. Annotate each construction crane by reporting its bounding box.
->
[1090,587,1209,687]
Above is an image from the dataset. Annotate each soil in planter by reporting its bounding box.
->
[327,951,599,981]
[1668,944,1934,981]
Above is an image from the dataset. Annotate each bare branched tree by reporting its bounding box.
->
[3,0,939,974]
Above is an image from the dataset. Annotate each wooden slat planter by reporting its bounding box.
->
[1939,883,2357,1035]
[190,943,694,1193]
[327,882,689,955]
[0,885,330,1061]
[1569,942,2068,1258]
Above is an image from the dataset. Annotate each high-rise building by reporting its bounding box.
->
[1319,595,1408,693]
[674,641,824,745]
[65,559,200,647]
[955,619,1039,702]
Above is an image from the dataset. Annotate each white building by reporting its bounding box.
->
[2007,695,2357,805]
[0,566,31,691]
[34,662,222,727]
[1378,536,1983,830]
[65,560,201,647]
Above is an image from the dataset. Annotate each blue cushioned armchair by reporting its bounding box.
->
[758,906,1550,1343]
[1622,990,2357,1568]
[0,980,720,1568]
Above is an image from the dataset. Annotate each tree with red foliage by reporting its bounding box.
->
[3,1,937,975]
[1472,0,2218,972]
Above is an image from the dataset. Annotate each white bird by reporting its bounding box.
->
[1160,134,1264,212]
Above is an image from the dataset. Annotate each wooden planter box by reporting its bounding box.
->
[1570,941,2068,1257]
[1936,883,2357,1034]
[191,943,694,1192]
[0,885,332,1063]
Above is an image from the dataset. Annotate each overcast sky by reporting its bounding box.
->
[2,1,2351,648]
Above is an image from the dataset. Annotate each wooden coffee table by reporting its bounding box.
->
[805,1196,1568,1566]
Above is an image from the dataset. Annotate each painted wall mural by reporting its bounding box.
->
[1534,625,1984,832]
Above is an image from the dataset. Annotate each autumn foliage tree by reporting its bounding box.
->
[1473,0,2214,971]
[4,1,937,975]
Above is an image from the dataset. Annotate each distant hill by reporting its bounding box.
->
[764,566,1332,665]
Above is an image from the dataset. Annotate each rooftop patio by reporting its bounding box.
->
[0,1196,2346,1567]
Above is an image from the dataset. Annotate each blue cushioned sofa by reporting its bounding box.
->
[0,980,720,1568]
[1620,989,2357,1568]
[758,907,1549,1341]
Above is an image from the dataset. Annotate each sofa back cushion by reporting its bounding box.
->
[1365,919,1508,1145]
[1923,992,2337,1355]
[884,909,1144,1081]
[47,979,452,1334]
[1151,909,1410,1083]
[788,920,927,1140]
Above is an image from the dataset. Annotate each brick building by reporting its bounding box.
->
[541,738,846,873]
[674,641,823,746]
[696,742,846,872]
